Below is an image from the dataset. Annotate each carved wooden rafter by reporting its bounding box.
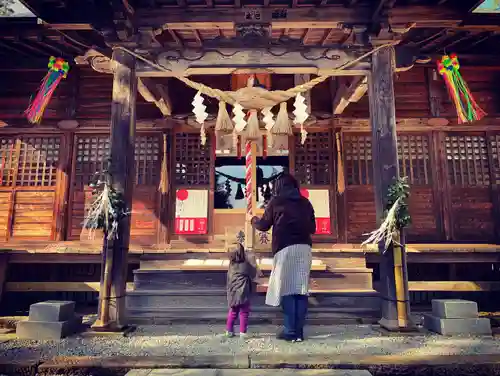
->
[137,77,172,116]
[75,49,172,116]
[332,76,368,115]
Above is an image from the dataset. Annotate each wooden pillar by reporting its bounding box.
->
[368,46,411,331]
[94,48,137,330]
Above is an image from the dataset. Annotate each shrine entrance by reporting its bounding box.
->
[213,133,289,250]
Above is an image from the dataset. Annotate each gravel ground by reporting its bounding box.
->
[0,324,499,361]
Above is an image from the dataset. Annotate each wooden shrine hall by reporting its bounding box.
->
[0,0,500,329]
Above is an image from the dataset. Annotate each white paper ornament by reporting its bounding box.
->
[192,91,209,145]
[293,93,309,125]
[293,93,309,144]
[232,103,246,132]
[262,107,275,131]
[192,91,208,124]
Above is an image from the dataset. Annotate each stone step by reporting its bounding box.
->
[126,289,380,310]
[126,370,373,376]
[133,268,374,291]
[126,306,380,325]
[139,258,328,271]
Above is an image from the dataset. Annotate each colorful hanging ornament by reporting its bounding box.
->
[437,54,486,124]
[293,93,309,144]
[192,91,209,145]
[25,56,70,124]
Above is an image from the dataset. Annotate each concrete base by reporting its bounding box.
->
[423,314,491,335]
[28,301,75,322]
[431,299,478,319]
[16,317,82,340]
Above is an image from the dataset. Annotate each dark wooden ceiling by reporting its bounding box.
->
[0,0,498,67]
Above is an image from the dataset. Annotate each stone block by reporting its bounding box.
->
[423,314,491,335]
[431,299,478,319]
[28,301,76,322]
[16,317,82,340]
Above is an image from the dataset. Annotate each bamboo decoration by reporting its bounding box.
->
[335,133,345,195]
[158,133,169,194]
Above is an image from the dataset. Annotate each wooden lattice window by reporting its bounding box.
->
[344,134,372,186]
[74,134,162,190]
[490,134,500,185]
[175,133,211,185]
[294,132,331,185]
[74,135,110,191]
[398,134,431,185]
[0,136,60,187]
[446,134,490,186]
[135,135,161,186]
[0,137,17,187]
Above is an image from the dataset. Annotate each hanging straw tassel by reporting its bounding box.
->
[335,132,345,195]
[246,109,260,139]
[272,102,292,135]
[215,101,233,133]
[158,133,169,194]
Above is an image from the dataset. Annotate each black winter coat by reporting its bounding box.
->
[251,187,316,255]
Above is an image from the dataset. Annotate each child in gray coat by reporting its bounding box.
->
[225,243,259,337]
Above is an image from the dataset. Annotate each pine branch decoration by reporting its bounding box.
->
[362,177,411,253]
[82,173,130,240]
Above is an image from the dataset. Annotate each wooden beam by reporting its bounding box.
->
[140,48,370,77]
[5,282,135,292]
[332,76,368,115]
[407,281,500,292]
[168,29,183,47]
[137,5,463,30]
[193,29,203,46]
[137,77,172,116]
[368,46,410,331]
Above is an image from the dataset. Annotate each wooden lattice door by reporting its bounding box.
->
[69,133,162,244]
[397,133,439,242]
[293,131,336,238]
[343,132,439,243]
[0,135,63,241]
[444,133,494,241]
[343,133,376,242]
